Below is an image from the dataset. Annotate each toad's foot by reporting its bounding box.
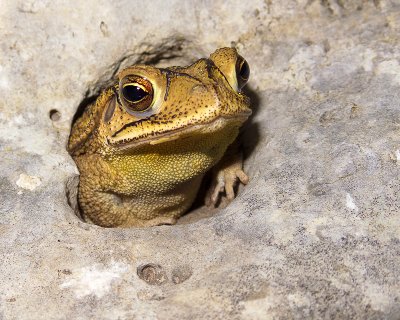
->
[206,152,249,207]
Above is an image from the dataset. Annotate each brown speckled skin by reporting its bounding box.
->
[68,48,251,227]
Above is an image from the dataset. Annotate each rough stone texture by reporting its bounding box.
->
[0,0,399,319]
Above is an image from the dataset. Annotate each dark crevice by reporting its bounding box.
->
[72,91,97,124]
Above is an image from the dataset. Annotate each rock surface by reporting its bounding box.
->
[1,0,400,319]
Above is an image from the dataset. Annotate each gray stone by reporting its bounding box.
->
[0,0,399,319]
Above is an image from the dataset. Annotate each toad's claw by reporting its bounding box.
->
[206,162,249,207]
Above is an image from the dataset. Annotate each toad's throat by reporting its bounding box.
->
[108,113,251,150]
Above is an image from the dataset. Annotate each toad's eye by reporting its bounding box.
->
[119,76,154,113]
[235,56,250,90]
[122,84,148,103]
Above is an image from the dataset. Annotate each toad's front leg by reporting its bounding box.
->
[205,142,249,207]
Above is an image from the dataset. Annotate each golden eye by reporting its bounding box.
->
[235,56,250,90]
[119,76,154,112]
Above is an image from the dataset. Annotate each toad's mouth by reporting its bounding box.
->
[109,112,251,151]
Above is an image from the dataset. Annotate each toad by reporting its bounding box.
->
[68,47,252,227]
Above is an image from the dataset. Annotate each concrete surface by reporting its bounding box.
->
[0,0,399,319]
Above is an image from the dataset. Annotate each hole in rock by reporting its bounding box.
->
[66,40,260,228]
[137,264,167,285]
[49,109,61,121]
[171,265,193,284]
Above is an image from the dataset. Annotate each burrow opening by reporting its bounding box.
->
[65,39,260,228]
